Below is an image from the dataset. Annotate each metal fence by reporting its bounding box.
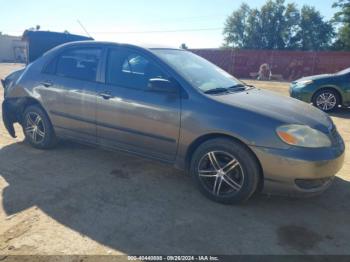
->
[190,49,350,82]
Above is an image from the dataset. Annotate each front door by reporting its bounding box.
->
[96,47,181,162]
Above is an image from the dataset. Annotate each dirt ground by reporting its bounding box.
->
[0,63,349,256]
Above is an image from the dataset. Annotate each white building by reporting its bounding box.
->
[0,34,27,62]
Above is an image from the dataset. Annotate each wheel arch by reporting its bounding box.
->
[185,133,264,192]
[2,96,49,138]
[5,96,49,125]
[16,97,47,120]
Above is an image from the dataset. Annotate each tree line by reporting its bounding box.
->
[223,0,350,51]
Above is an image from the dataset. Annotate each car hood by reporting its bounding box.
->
[295,74,333,82]
[212,88,332,133]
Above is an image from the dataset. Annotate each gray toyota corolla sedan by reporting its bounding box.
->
[1,41,345,204]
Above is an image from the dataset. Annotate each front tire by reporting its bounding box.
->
[22,105,57,149]
[190,138,260,204]
[312,89,340,112]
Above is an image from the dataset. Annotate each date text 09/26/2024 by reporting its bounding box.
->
[127,256,219,261]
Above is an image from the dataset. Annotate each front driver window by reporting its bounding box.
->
[107,49,166,90]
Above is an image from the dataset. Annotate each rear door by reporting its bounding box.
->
[39,46,103,142]
[96,47,181,161]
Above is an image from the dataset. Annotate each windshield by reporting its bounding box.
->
[336,67,350,75]
[152,49,244,93]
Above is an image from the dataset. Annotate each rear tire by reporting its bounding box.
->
[312,89,340,112]
[190,138,260,204]
[22,105,57,149]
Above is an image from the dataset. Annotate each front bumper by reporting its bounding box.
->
[251,137,345,196]
[289,84,313,103]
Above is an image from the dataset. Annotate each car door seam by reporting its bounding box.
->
[50,110,176,143]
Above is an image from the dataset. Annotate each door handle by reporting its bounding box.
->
[41,81,53,88]
[99,91,113,100]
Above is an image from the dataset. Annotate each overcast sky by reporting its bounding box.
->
[1,0,337,48]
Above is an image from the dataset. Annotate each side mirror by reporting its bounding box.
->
[148,78,178,93]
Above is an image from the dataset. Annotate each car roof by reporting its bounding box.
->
[55,40,182,51]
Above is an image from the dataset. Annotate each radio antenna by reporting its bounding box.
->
[77,19,92,38]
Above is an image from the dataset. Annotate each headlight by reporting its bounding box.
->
[294,80,313,88]
[276,124,331,148]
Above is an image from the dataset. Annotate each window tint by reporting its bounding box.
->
[56,48,102,81]
[42,56,57,74]
[107,49,166,90]
[122,54,149,75]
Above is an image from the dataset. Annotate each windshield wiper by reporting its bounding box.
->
[227,84,248,93]
[204,87,229,94]
[204,83,253,94]
[228,83,246,89]
[230,83,255,91]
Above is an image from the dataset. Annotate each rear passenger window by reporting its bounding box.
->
[56,48,102,81]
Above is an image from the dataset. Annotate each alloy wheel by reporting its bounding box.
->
[25,112,46,144]
[316,92,337,111]
[197,151,244,196]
